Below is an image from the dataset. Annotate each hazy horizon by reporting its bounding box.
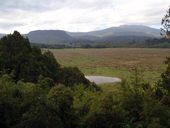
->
[0,24,161,35]
[0,0,169,33]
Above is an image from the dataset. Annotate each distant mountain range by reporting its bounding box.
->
[68,25,160,38]
[0,25,161,46]
[27,30,73,44]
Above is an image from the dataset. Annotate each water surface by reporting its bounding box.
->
[85,76,121,84]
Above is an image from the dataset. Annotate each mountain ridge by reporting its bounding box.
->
[27,30,73,44]
[0,25,161,45]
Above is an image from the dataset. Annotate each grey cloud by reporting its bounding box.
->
[0,0,114,13]
[0,0,66,12]
[0,0,169,33]
[0,22,25,29]
[65,0,114,10]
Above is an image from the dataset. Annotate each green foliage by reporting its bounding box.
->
[0,31,31,75]
[0,31,91,87]
[156,57,170,108]
[160,57,170,92]
[38,76,55,89]
[58,67,90,87]
[161,6,170,38]
[0,69,170,128]
[84,94,125,128]
[47,86,76,128]
[0,31,61,83]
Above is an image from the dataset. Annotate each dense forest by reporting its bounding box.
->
[0,32,170,128]
[0,31,93,87]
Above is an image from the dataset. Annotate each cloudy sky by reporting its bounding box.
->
[0,0,169,33]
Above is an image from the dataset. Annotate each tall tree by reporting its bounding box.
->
[0,31,60,83]
[161,6,170,38]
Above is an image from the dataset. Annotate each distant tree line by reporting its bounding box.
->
[30,38,170,49]
[144,38,170,48]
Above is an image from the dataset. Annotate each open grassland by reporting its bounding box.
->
[44,48,170,83]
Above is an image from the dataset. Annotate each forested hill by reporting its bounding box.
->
[0,25,161,47]
[27,30,73,44]
[1,26,169,48]
[27,25,160,45]
[68,25,160,40]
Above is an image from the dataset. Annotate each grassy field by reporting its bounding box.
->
[44,48,170,83]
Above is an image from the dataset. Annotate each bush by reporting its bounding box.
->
[58,67,90,87]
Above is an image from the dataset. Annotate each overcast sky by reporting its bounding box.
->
[0,0,169,33]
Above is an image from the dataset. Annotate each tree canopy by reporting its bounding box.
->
[0,31,90,87]
[161,6,170,38]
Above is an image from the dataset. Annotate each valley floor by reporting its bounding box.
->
[43,48,170,83]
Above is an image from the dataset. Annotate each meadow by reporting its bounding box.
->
[45,48,170,83]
